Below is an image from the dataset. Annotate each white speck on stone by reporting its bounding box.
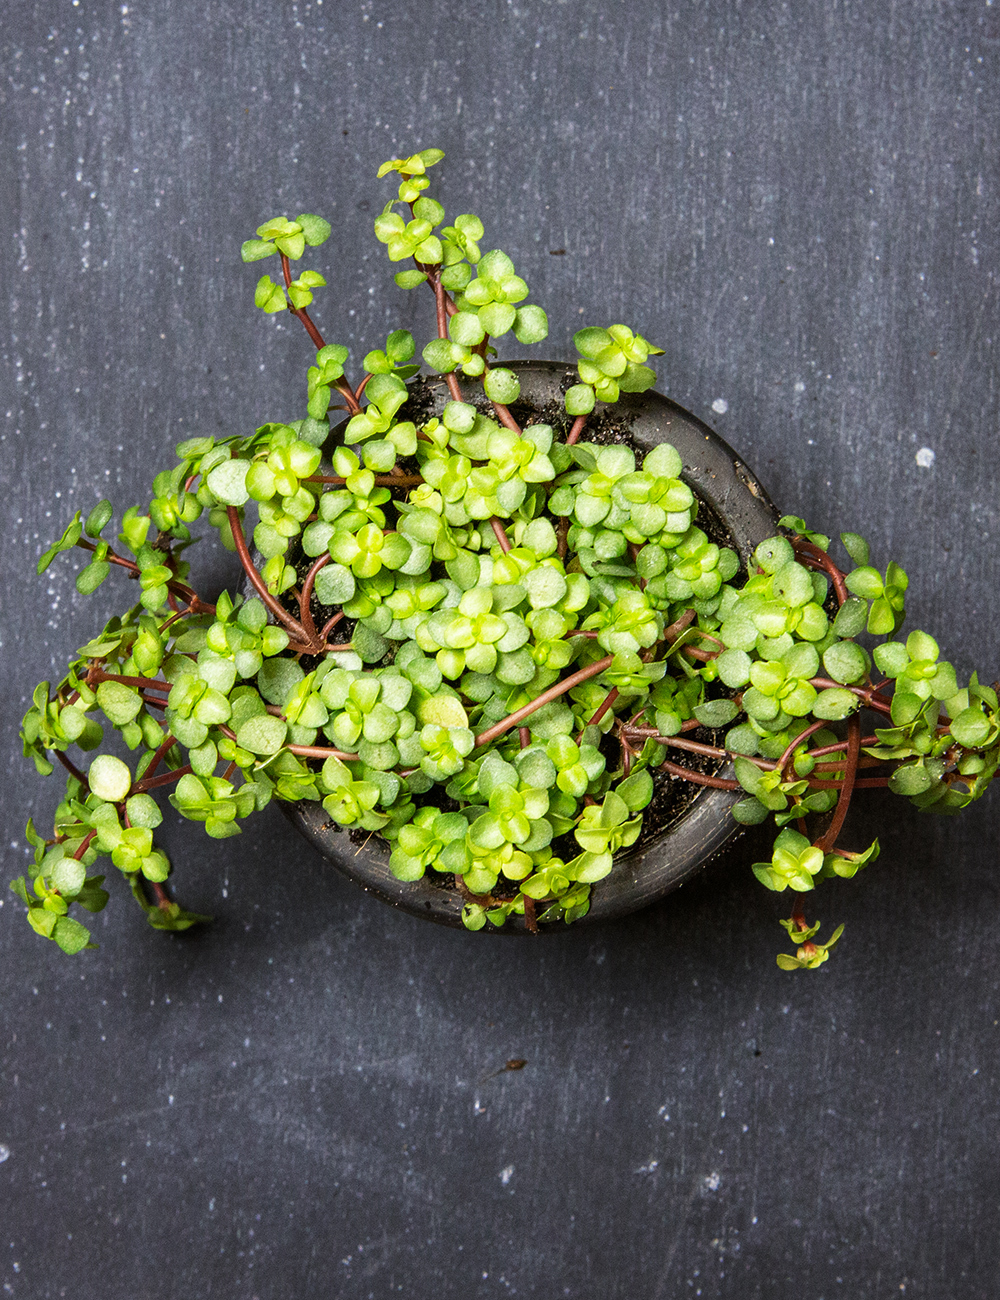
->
[915,447,936,468]
[500,1165,514,1185]
[711,398,729,414]
[704,1172,721,1191]
[794,381,806,393]
[636,1159,659,1174]
[0,1145,9,1164]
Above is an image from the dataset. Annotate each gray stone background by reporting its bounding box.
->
[2,1,999,1296]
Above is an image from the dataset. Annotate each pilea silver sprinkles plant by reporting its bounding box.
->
[16,148,1000,970]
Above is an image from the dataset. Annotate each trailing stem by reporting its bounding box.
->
[279,253,360,414]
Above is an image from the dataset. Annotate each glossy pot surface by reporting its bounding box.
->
[281,361,780,929]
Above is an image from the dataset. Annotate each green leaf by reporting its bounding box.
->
[732,797,769,825]
[296,213,332,246]
[254,274,288,313]
[693,698,740,728]
[890,691,924,727]
[889,762,933,796]
[873,641,909,678]
[840,532,870,567]
[822,641,869,685]
[513,305,549,344]
[314,564,356,606]
[126,793,163,829]
[76,560,111,594]
[951,707,991,749]
[206,458,250,507]
[394,269,428,290]
[236,714,288,756]
[88,754,132,802]
[84,499,114,538]
[565,384,596,416]
[832,598,867,639]
[812,688,859,721]
[616,769,653,812]
[53,916,92,954]
[733,756,763,796]
[50,856,86,897]
[96,680,143,725]
[845,566,884,600]
[483,368,520,405]
[241,238,277,262]
[37,512,83,573]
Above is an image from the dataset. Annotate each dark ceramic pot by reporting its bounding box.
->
[281,361,779,930]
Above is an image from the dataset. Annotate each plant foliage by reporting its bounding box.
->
[16,151,998,968]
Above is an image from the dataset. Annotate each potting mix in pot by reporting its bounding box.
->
[17,150,999,968]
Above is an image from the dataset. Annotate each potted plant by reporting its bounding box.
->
[15,149,999,969]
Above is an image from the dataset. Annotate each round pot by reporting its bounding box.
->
[281,360,779,930]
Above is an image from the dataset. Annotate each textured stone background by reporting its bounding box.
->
[2,2,999,1296]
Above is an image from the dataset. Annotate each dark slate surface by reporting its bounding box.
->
[2,2,998,1296]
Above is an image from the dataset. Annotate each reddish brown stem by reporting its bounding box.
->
[225,506,311,645]
[522,894,538,934]
[663,609,697,644]
[660,759,740,790]
[519,727,531,749]
[286,744,359,760]
[794,539,848,605]
[681,646,721,662]
[776,720,829,781]
[319,610,345,642]
[490,400,522,434]
[490,517,513,552]
[87,668,171,694]
[583,688,619,733]
[809,678,893,715]
[426,271,464,403]
[808,776,890,790]
[565,414,588,446]
[143,733,177,783]
[556,516,569,560]
[815,715,862,852]
[74,539,211,612]
[150,882,173,911]
[157,609,191,634]
[808,736,879,758]
[475,655,614,748]
[134,764,193,794]
[298,553,331,644]
[56,749,89,787]
[623,728,778,772]
[453,874,493,907]
[72,829,97,861]
[279,252,360,414]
